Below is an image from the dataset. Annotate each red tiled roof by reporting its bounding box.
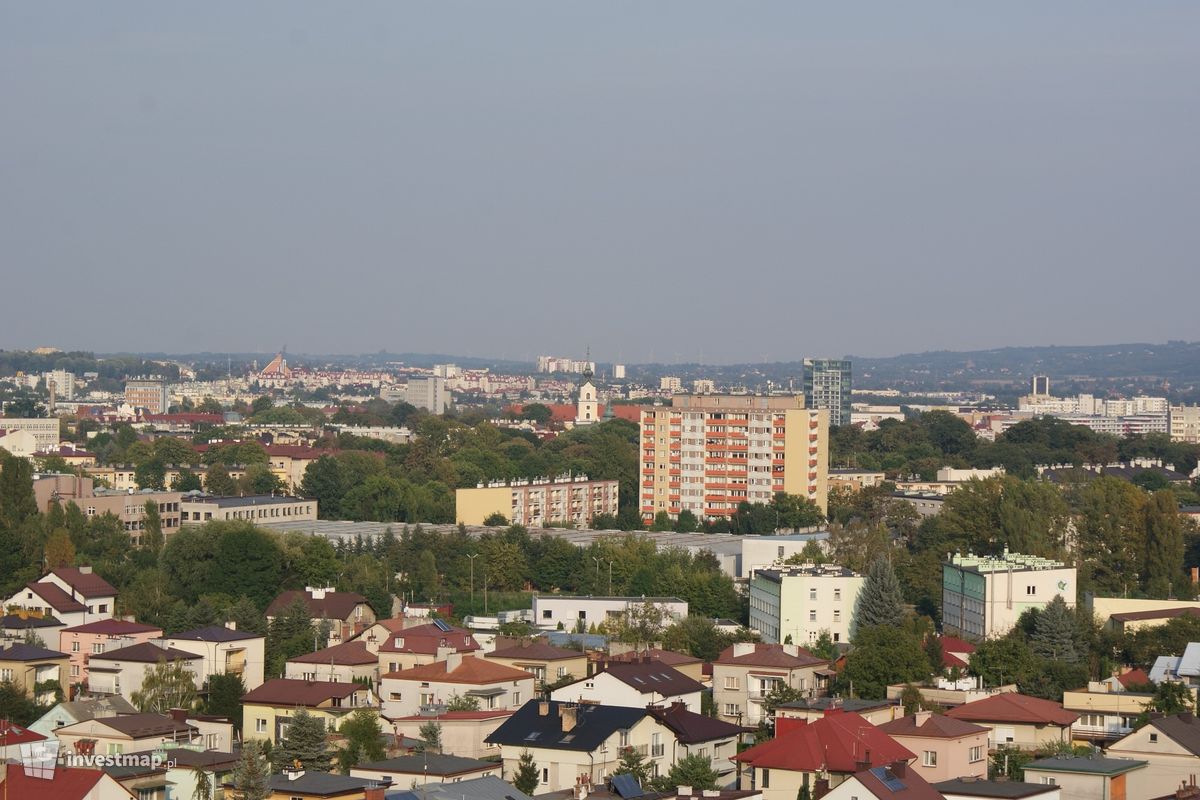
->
[1117,669,1152,688]
[735,710,914,773]
[62,620,161,636]
[0,765,112,799]
[945,693,1079,726]
[608,648,702,667]
[22,581,86,613]
[943,652,970,670]
[377,622,479,654]
[506,403,644,424]
[242,678,366,707]
[646,703,746,744]
[488,641,585,662]
[384,656,535,685]
[289,640,376,666]
[716,643,828,669]
[939,636,977,654]
[0,719,46,746]
[48,568,117,598]
[878,713,989,739]
[267,589,372,621]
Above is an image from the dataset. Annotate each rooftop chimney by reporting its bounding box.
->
[561,705,578,732]
[539,701,550,717]
[890,760,907,778]
[913,710,932,727]
[677,786,693,797]
[732,642,755,658]
[79,566,93,574]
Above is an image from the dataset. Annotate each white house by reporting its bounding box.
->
[159,624,266,690]
[3,567,117,630]
[532,595,688,632]
[86,641,201,699]
[550,661,705,714]
[748,564,864,645]
[380,652,535,719]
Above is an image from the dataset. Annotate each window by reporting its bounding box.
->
[620,730,630,747]
[1150,733,1159,743]
[1026,585,1036,595]
[652,733,663,757]
[922,751,937,767]
[724,703,739,716]
[761,769,770,789]
[809,588,817,601]
[512,692,521,706]
[92,643,105,654]
[0,669,11,681]
[541,768,548,784]
[809,610,817,622]
[833,589,841,601]
[71,642,80,653]
[71,665,80,677]
[542,609,552,619]
[724,676,740,690]
[1040,777,1056,785]
[833,610,841,622]
[969,746,984,763]
[99,604,108,613]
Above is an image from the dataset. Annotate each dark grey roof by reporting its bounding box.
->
[163,749,241,769]
[932,779,1060,798]
[188,494,308,507]
[266,772,389,796]
[1147,712,1200,756]
[168,625,261,642]
[0,614,63,629]
[0,643,68,661]
[357,754,496,776]
[486,700,646,751]
[1024,756,1146,775]
[386,776,533,800]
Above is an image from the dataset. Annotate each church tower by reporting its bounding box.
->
[575,358,599,425]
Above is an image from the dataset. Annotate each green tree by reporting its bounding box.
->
[190,764,214,800]
[172,469,204,492]
[853,555,906,631]
[203,673,246,729]
[135,459,167,490]
[335,708,386,773]
[131,658,198,713]
[1030,596,1079,663]
[204,464,238,496]
[272,708,332,772]
[650,511,673,532]
[613,745,653,786]
[300,456,347,518]
[513,750,540,795]
[1133,681,1196,728]
[143,500,164,555]
[0,452,37,531]
[970,636,1036,689]
[674,509,700,533]
[447,693,481,712]
[209,523,285,608]
[232,740,271,800]
[44,527,76,568]
[483,512,509,526]
[418,720,442,753]
[0,680,39,725]
[772,493,825,530]
[840,625,929,699]
[411,549,440,602]
[652,753,720,792]
[1144,491,1185,598]
[240,463,284,495]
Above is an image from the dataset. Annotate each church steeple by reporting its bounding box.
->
[575,347,598,425]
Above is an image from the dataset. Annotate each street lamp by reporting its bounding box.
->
[607,560,615,596]
[467,553,479,614]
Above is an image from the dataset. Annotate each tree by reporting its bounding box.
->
[240,463,285,495]
[483,512,509,526]
[44,527,75,568]
[0,452,37,531]
[447,693,481,712]
[853,555,906,631]
[203,673,246,729]
[772,493,825,530]
[204,464,238,496]
[674,509,700,533]
[143,500,164,554]
[173,469,204,492]
[970,637,1036,689]
[132,658,198,713]
[840,625,929,699]
[1030,596,1079,663]
[613,745,653,786]
[272,708,332,772]
[232,740,271,800]
[512,750,540,795]
[612,600,668,650]
[418,720,442,753]
[652,753,720,792]
[0,680,39,725]
[1145,491,1185,598]
[785,540,828,566]
[335,708,386,773]
[190,765,213,800]
[135,459,167,491]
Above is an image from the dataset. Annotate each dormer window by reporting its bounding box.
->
[394,638,404,648]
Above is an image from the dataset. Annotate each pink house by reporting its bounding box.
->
[877,711,990,783]
[59,619,162,689]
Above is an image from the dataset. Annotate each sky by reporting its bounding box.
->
[3,3,1198,364]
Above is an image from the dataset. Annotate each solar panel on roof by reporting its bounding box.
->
[433,619,453,632]
[612,773,644,798]
[870,767,906,792]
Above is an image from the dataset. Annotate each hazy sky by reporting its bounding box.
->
[3,4,1198,364]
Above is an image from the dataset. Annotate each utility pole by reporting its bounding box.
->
[467,553,479,614]
[607,560,615,596]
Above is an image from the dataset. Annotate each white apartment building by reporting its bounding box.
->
[659,376,683,392]
[942,549,1077,639]
[1171,405,1200,444]
[613,364,626,380]
[749,564,864,645]
[406,376,450,414]
[0,417,61,451]
[43,370,76,401]
[531,595,688,632]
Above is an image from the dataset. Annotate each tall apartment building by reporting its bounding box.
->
[1031,375,1051,397]
[43,370,76,401]
[639,395,829,525]
[942,549,1077,639]
[406,376,450,414]
[749,564,864,645]
[803,359,852,428]
[1171,405,1200,444]
[124,378,169,414]
[456,476,619,528]
[660,376,683,392]
[0,417,61,451]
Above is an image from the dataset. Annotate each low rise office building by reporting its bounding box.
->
[456,476,619,528]
[180,493,318,525]
[749,564,864,645]
[942,549,1076,639]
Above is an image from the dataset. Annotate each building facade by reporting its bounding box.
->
[407,376,450,414]
[1171,404,1200,444]
[124,378,169,414]
[639,395,829,524]
[180,494,317,525]
[456,476,619,527]
[0,417,60,451]
[531,595,688,632]
[803,359,852,428]
[749,565,864,646]
[942,550,1077,639]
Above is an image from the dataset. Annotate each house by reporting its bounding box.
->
[485,640,589,688]
[606,647,704,682]
[531,595,688,632]
[164,749,242,800]
[0,765,136,800]
[1062,675,1155,742]
[822,763,945,800]
[712,643,832,726]
[0,612,65,649]
[938,636,977,673]
[160,623,267,690]
[0,642,70,702]
[389,709,515,760]
[550,661,704,714]
[645,700,749,780]
[380,653,534,718]
[224,769,392,800]
[1108,607,1200,636]
[0,718,46,761]
[485,700,680,792]
[59,619,163,688]
[267,586,377,644]
[28,694,138,738]
[776,697,901,727]
[242,678,375,744]
[379,775,532,800]
[733,710,915,800]
[350,754,501,785]
[1022,756,1147,800]
[1107,712,1200,799]
[376,620,481,673]
[1150,642,1200,689]
[944,693,1078,749]
[3,566,118,628]
[287,640,379,687]
[54,712,200,755]
[85,641,201,699]
[877,711,990,782]
[934,778,1061,800]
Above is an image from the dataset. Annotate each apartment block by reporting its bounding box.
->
[942,549,1077,639]
[407,376,450,414]
[124,378,169,415]
[749,564,864,646]
[0,417,61,451]
[456,476,618,527]
[803,359,852,427]
[1171,404,1200,444]
[639,395,829,524]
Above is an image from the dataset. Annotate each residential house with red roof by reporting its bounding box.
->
[0,718,46,761]
[944,693,1078,749]
[878,711,990,782]
[266,586,377,643]
[286,640,379,687]
[822,763,946,800]
[3,567,117,629]
[646,700,748,780]
[550,661,705,714]
[0,764,135,800]
[85,641,201,699]
[1062,671,1155,743]
[938,636,977,673]
[381,653,535,719]
[242,678,375,744]
[485,640,589,688]
[734,709,915,800]
[59,619,163,689]
[712,643,832,726]
[376,620,481,673]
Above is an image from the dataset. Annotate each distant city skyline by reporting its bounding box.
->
[3,4,1198,360]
